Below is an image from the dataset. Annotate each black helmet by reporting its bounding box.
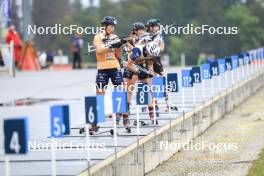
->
[146,18,161,27]
[101,16,117,26]
[132,22,145,31]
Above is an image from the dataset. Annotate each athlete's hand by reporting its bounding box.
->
[110,41,122,49]
[120,39,127,45]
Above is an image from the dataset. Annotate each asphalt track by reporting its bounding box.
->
[0,64,259,175]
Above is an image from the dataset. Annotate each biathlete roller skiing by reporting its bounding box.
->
[123,21,165,125]
[145,19,178,113]
[122,22,146,128]
[80,16,178,134]
[80,16,131,134]
[123,22,158,125]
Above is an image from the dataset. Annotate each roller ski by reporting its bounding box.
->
[133,105,158,127]
[110,116,131,135]
[109,126,131,135]
[79,125,100,135]
[141,106,148,112]
[133,119,158,126]
[133,120,148,126]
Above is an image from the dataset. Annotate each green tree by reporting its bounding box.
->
[225,4,264,51]
[30,0,264,65]
[32,0,70,50]
[167,37,184,65]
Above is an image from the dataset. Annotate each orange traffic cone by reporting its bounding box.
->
[18,41,41,71]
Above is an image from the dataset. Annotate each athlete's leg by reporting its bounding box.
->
[139,75,155,124]
[149,59,164,116]
[123,78,131,127]
[111,68,132,132]
[126,75,138,105]
[123,68,137,106]
[123,68,134,127]
[123,75,138,131]
[86,69,110,132]
[96,69,110,94]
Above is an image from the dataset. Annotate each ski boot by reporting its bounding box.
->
[123,113,131,133]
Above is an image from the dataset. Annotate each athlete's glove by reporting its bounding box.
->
[136,65,154,76]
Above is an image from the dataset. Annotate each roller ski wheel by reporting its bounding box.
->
[109,129,121,135]
[79,125,100,135]
[79,128,85,134]
[110,129,114,135]
[171,105,178,111]
[125,126,131,133]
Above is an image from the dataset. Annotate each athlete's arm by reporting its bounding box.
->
[158,34,165,52]
[93,35,112,54]
[124,47,141,72]
[115,48,122,60]
[159,42,165,52]
[124,47,152,75]
[124,59,138,73]
[125,59,153,76]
